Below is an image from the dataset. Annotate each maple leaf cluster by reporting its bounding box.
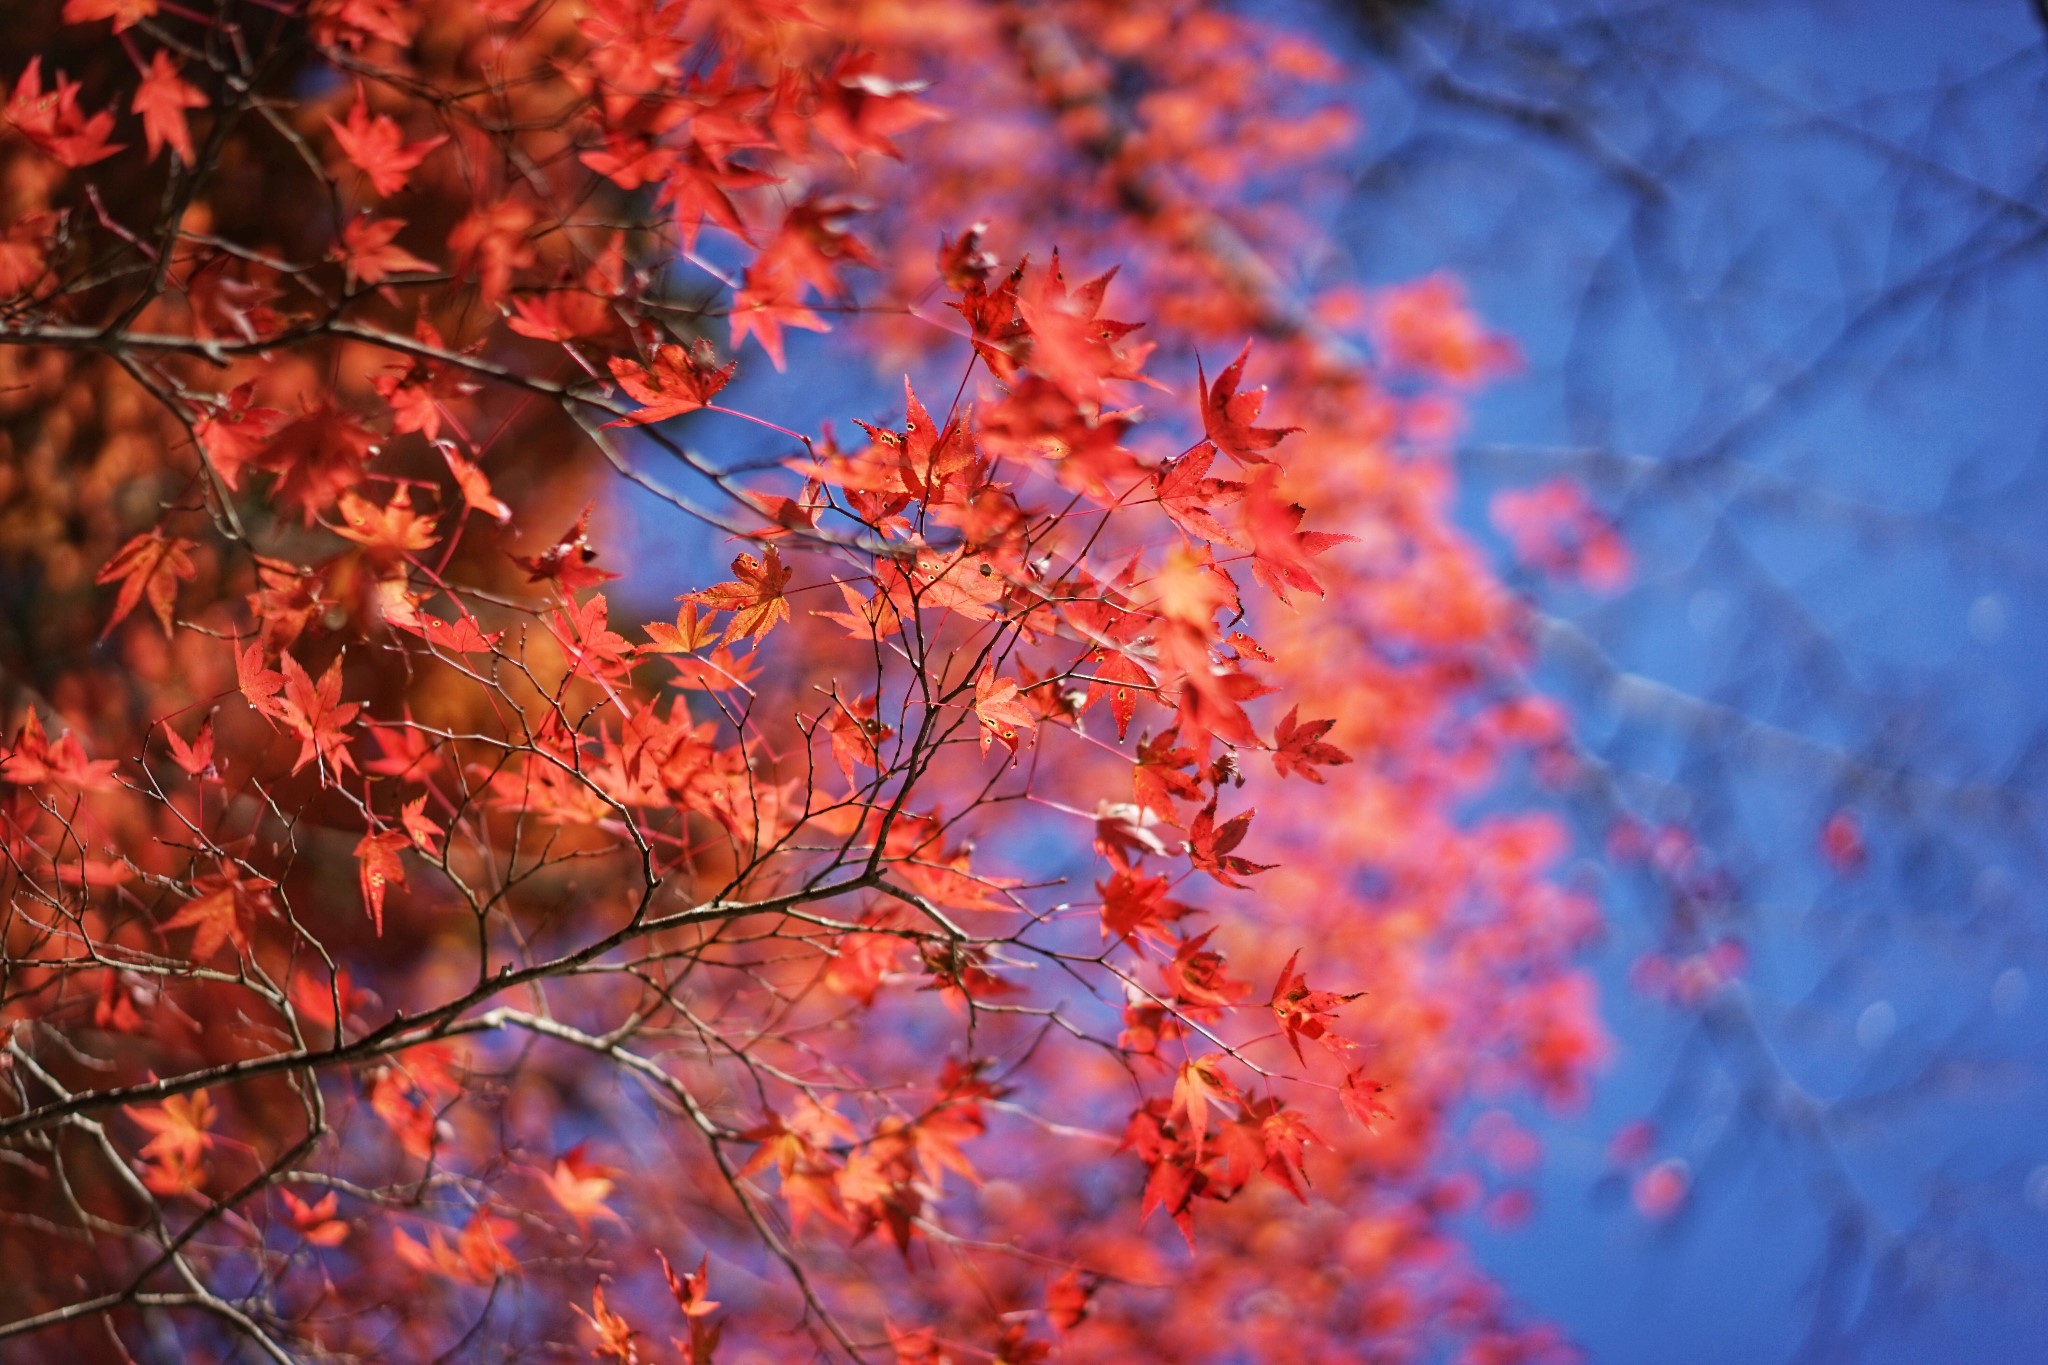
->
[0,3,1601,1364]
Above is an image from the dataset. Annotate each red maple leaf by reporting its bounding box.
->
[1082,647,1154,741]
[513,503,619,591]
[354,829,407,934]
[62,0,159,31]
[755,196,878,299]
[1340,1072,1394,1131]
[1270,705,1352,783]
[1269,951,1361,1062]
[401,795,444,855]
[1187,800,1274,888]
[131,51,205,164]
[1242,466,1354,605]
[1198,343,1301,464]
[235,640,288,723]
[369,1069,437,1161]
[810,54,939,164]
[257,403,378,524]
[281,1190,350,1246]
[327,84,447,197]
[729,260,828,370]
[193,383,286,488]
[0,212,52,301]
[448,199,537,305]
[4,59,124,168]
[162,715,216,779]
[308,0,412,49]
[412,610,503,655]
[439,444,512,524]
[1132,730,1205,827]
[277,653,361,780]
[1163,928,1248,1009]
[333,215,435,287]
[605,339,736,425]
[822,693,891,788]
[548,592,634,682]
[1016,252,1153,407]
[1097,868,1189,946]
[972,664,1036,758]
[0,712,118,791]
[1046,1270,1094,1334]
[1154,443,1247,546]
[898,546,1004,620]
[660,144,774,250]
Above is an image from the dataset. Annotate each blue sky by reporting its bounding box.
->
[1317,2,2048,1359]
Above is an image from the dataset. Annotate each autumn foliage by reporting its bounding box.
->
[0,2,1600,1362]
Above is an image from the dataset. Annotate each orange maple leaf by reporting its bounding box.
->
[688,548,792,646]
[658,1251,721,1318]
[574,1284,639,1362]
[126,1090,215,1167]
[392,1212,519,1286]
[96,530,197,639]
[162,862,273,961]
[440,444,512,524]
[1171,1054,1241,1156]
[331,485,438,555]
[541,1145,622,1227]
[641,600,720,655]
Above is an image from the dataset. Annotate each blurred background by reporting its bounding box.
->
[617,1,2048,1360]
[1318,1,2048,1361]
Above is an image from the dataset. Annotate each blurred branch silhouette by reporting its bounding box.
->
[1323,1,2048,1359]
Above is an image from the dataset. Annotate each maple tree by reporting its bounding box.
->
[0,3,1601,1362]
